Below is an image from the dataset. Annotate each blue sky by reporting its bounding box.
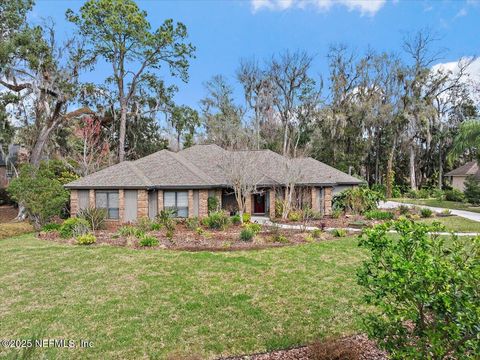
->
[31,0,480,110]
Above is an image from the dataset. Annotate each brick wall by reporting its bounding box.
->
[119,190,125,220]
[157,190,164,212]
[137,190,148,218]
[199,189,209,217]
[70,190,78,217]
[324,187,333,215]
[311,187,320,212]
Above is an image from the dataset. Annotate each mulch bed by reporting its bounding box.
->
[275,214,378,229]
[37,223,341,251]
[222,334,387,360]
[0,205,18,223]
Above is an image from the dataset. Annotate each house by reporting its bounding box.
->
[445,161,479,192]
[0,144,25,189]
[65,144,362,224]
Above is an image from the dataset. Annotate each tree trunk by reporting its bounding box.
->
[30,124,54,166]
[438,149,443,189]
[282,121,289,156]
[386,140,396,198]
[118,99,127,162]
[409,143,417,190]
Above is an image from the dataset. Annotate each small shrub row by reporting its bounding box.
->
[364,210,395,220]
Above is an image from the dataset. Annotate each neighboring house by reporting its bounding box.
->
[445,161,480,192]
[65,144,362,224]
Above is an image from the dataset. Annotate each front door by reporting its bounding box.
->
[253,193,266,214]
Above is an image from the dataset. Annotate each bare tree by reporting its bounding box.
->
[280,158,303,220]
[220,151,265,223]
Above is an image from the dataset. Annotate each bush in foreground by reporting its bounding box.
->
[464,175,480,205]
[364,210,394,220]
[76,233,96,245]
[419,207,433,218]
[333,186,384,214]
[239,228,255,241]
[139,235,159,247]
[202,211,230,230]
[357,219,480,359]
[76,207,107,231]
[59,218,90,238]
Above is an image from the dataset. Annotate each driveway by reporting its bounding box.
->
[379,200,480,223]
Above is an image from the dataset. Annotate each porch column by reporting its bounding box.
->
[119,189,125,221]
[89,190,95,208]
[157,190,164,212]
[311,187,320,212]
[70,190,78,217]
[324,187,333,215]
[245,193,252,215]
[199,190,209,217]
[269,189,275,219]
[137,190,148,218]
[188,190,195,218]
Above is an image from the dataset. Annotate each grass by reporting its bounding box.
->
[418,216,480,233]
[393,198,480,214]
[0,222,34,239]
[0,234,368,359]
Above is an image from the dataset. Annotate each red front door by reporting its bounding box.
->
[253,194,266,214]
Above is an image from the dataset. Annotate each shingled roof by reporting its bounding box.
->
[65,144,362,189]
[445,161,480,179]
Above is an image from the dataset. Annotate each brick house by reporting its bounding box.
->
[65,144,361,225]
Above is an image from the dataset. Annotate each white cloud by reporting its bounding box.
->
[251,0,387,16]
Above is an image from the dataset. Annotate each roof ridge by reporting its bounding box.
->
[166,151,219,185]
[126,161,151,186]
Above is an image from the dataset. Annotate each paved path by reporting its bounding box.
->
[379,201,480,223]
[251,216,479,236]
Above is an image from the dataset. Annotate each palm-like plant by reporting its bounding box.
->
[449,119,480,162]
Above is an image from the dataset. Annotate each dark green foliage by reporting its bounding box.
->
[239,228,254,242]
[202,211,230,230]
[185,216,200,230]
[397,204,410,215]
[333,187,384,214]
[419,208,433,218]
[156,209,176,232]
[76,207,106,231]
[7,162,71,228]
[230,214,241,225]
[76,233,96,245]
[244,223,262,235]
[444,189,465,202]
[331,228,347,237]
[363,210,395,220]
[139,235,159,247]
[41,223,61,232]
[207,196,219,213]
[358,219,480,359]
[117,225,144,238]
[464,175,480,205]
[59,218,90,238]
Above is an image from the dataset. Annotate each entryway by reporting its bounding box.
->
[253,193,266,215]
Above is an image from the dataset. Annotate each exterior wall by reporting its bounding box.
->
[332,185,353,195]
[199,189,209,217]
[311,187,320,212]
[89,190,95,208]
[157,190,164,212]
[451,176,466,192]
[119,189,125,221]
[324,187,333,215]
[70,190,78,217]
[137,190,148,218]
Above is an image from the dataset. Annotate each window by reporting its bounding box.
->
[95,190,119,219]
[164,191,188,218]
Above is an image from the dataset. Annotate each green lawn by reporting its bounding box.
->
[418,216,480,233]
[393,198,480,214]
[0,235,367,359]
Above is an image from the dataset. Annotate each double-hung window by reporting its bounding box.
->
[164,191,188,218]
[95,190,119,219]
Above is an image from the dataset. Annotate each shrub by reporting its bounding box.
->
[136,217,154,232]
[72,221,91,237]
[230,214,241,225]
[156,209,176,231]
[244,222,262,234]
[444,189,464,202]
[41,223,61,232]
[331,228,347,237]
[150,222,162,231]
[117,225,144,238]
[397,204,410,215]
[76,233,96,245]
[417,188,430,199]
[185,216,200,230]
[364,210,394,220]
[440,209,452,216]
[7,162,70,228]
[274,200,283,218]
[202,211,230,230]
[431,188,444,201]
[76,207,106,231]
[357,219,479,359]
[165,228,174,240]
[304,234,315,243]
[407,213,421,220]
[139,234,159,247]
[59,218,90,238]
[207,196,219,213]
[242,213,251,223]
[464,175,480,205]
[333,186,384,214]
[420,207,433,218]
[311,228,323,238]
[287,210,301,222]
[331,208,342,219]
[239,228,255,241]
